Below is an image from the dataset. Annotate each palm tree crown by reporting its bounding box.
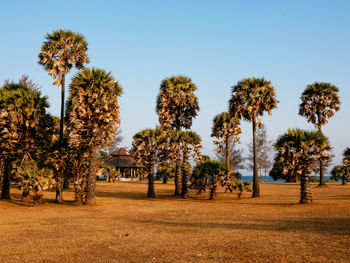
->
[229,77,278,125]
[211,112,241,172]
[67,68,123,148]
[343,148,350,166]
[156,75,199,130]
[299,82,340,130]
[38,29,89,86]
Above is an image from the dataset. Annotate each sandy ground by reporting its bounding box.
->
[0,181,349,263]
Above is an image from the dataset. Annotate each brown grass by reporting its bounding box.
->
[0,182,350,263]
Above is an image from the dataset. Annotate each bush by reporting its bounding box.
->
[309,176,319,182]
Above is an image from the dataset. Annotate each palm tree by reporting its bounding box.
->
[177,131,202,198]
[343,148,350,166]
[38,29,89,142]
[299,82,340,186]
[0,80,52,200]
[67,68,122,205]
[229,77,278,197]
[156,76,199,195]
[274,129,330,203]
[132,128,165,198]
[211,112,241,173]
[330,165,349,185]
[191,160,227,200]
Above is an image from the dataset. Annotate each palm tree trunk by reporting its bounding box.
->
[1,158,11,200]
[181,153,188,198]
[174,157,182,196]
[318,126,326,186]
[252,120,260,197]
[147,165,155,198]
[300,172,312,204]
[209,182,217,200]
[225,135,231,173]
[59,74,65,143]
[318,159,325,186]
[85,143,98,205]
[342,177,346,185]
[74,178,83,205]
[55,175,64,203]
[63,175,69,189]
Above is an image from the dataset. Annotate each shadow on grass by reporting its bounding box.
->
[0,193,80,207]
[136,217,350,235]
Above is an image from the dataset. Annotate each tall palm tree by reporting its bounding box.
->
[0,80,52,200]
[211,112,241,173]
[229,77,278,197]
[156,75,199,195]
[274,129,330,203]
[299,82,340,186]
[132,128,165,198]
[67,68,122,205]
[39,29,89,142]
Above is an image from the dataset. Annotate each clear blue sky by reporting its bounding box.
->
[1,0,349,173]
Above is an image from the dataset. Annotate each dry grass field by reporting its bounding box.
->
[0,181,349,263]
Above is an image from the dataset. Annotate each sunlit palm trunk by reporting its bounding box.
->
[0,158,11,200]
[225,136,231,173]
[74,178,84,205]
[86,144,98,205]
[54,74,66,202]
[147,164,155,198]
[300,172,312,203]
[318,124,326,186]
[60,74,65,142]
[55,176,64,203]
[319,159,325,186]
[181,153,189,198]
[252,119,260,197]
[174,155,182,196]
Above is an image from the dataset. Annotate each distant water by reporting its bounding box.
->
[241,175,337,183]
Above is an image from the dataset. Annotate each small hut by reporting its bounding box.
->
[102,148,145,179]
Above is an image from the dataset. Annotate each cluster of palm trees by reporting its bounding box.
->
[0,28,348,205]
[0,30,122,205]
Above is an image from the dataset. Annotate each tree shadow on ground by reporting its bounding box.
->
[136,217,350,235]
[0,193,79,206]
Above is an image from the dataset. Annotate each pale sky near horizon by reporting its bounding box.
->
[1,0,349,174]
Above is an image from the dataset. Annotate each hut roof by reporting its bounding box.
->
[103,148,145,168]
[110,148,131,156]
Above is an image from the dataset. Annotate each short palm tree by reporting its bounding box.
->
[132,128,165,198]
[211,112,241,173]
[330,165,349,185]
[67,68,122,205]
[191,160,227,200]
[0,80,52,200]
[177,130,202,198]
[39,29,89,141]
[229,77,278,197]
[343,148,350,166]
[299,82,340,186]
[156,75,199,195]
[274,129,329,203]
